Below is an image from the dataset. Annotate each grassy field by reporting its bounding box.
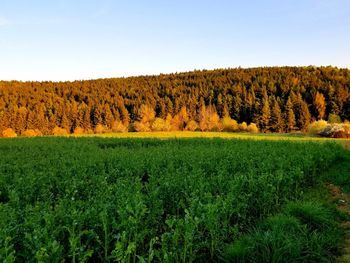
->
[0,136,348,262]
[74,131,350,141]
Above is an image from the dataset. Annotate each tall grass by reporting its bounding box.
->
[0,137,343,261]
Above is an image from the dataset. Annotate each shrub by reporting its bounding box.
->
[1,128,17,138]
[85,128,95,134]
[185,120,199,131]
[239,122,248,131]
[319,123,350,138]
[112,121,128,133]
[133,121,151,132]
[247,123,259,133]
[307,120,328,135]
[319,125,333,137]
[52,126,68,136]
[95,124,108,134]
[21,129,42,137]
[35,129,42,136]
[221,117,239,132]
[328,113,341,124]
[73,127,85,135]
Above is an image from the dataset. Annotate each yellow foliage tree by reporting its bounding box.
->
[164,114,173,131]
[185,120,199,131]
[170,115,181,131]
[208,112,222,131]
[178,107,189,130]
[199,105,221,131]
[151,118,170,131]
[314,92,326,120]
[139,104,155,124]
[134,104,156,131]
[112,120,128,133]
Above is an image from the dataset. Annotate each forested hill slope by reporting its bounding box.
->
[0,66,350,135]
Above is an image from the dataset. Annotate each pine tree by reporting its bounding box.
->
[270,97,284,132]
[103,104,114,128]
[70,101,80,131]
[217,93,223,117]
[34,105,48,134]
[60,113,69,130]
[232,94,242,121]
[15,106,27,133]
[285,97,296,132]
[199,104,208,131]
[82,108,91,130]
[260,91,270,132]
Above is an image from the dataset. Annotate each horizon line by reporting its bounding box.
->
[1,64,349,83]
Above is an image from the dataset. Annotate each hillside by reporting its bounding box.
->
[0,66,349,135]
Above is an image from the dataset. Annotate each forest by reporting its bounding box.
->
[0,66,349,136]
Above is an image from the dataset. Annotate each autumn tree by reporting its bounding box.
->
[171,107,189,131]
[314,91,326,120]
[112,120,128,133]
[185,120,199,131]
[103,104,114,128]
[199,104,221,131]
[221,115,238,132]
[133,104,155,132]
[139,104,155,124]
[151,118,170,131]
[285,97,296,132]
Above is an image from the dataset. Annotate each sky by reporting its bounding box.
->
[0,0,349,81]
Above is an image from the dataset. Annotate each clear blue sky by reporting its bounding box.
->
[0,0,349,81]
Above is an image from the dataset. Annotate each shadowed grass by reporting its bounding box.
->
[223,202,342,263]
[222,151,350,263]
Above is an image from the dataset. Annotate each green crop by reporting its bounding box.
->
[0,137,342,262]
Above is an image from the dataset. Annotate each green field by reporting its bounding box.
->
[74,131,350,144]
[73,131,330,140]
[0,136,348,262]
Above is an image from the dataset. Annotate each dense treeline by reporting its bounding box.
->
[0,66,349,135]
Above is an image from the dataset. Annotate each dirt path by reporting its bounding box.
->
[328,183,350,262]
